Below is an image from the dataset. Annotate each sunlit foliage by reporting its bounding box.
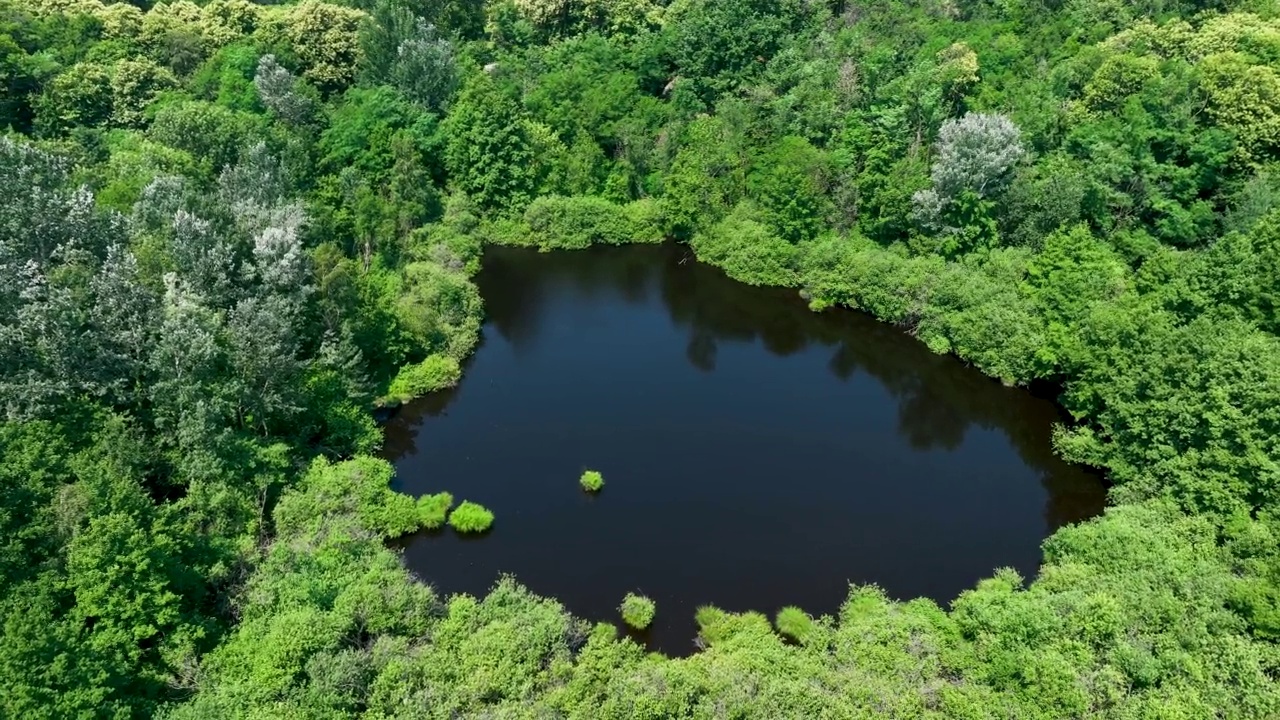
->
[3,0,1280,717]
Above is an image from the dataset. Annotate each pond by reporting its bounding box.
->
[382,243,1106,654]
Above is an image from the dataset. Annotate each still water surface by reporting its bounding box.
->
[383,244,1105,653]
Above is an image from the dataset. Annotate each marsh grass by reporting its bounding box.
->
[695,605,730,644]
[417,492,454,530]
[775,606,814,643]
[448,501,494,533]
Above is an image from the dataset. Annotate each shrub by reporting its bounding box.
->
[395,262,483,359]
[690,202,799,287]
[692,605,774,646]
[524,195,635,249]
[417,492,454,530]
[481,215,537,247]
[775,606,814,642]
[363,490,421,539]
[579,469,604,492]
[623,198,666,243]
[448,501,494,533]
[276,457,421,539]
[383,354,462,406]
[619,593,656,630]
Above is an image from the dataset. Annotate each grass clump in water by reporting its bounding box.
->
[695,606,772,647]
[579,469,604,492]
[695,605,730,644]
[448,501,494,533]
[619,593,655,630]
[417,492,454,530]
[775,606,814,643]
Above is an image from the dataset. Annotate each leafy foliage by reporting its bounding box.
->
[442,73,536,211]
[4,0,1280,717]
[383,354,461,406]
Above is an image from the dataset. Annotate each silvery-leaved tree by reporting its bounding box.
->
[1,136,319,440]
[359,1,459,111]
[393,20,458,111]
[136,150,315,441]
[218,141,299,237]
[912,112,1025,255]
[254,55,318,127]
[0,138,151,418]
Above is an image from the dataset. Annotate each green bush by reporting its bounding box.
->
[417,492,454,530]
[383,355,462,406]
[691,203,799,286]
[622,198,666,243]
[579,469,604,492]
[619,593,655,630]
[276,457,421,539]
[448,501,494,533]
[774,606,814,642]
[694,605,774,647]
[481,216,538,247]
[395,262,483,360]
[524,195,635,249]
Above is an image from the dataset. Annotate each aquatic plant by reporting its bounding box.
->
[775,606,814,642]
[619,593,655,630]
[579,469,604,492]
[694,605,773,647]
[448,501,494,533]
[695,604,730,644]
[417,492,454,530]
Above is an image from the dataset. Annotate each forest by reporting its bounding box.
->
[1,0,1278,717]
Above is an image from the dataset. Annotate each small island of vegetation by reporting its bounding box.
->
[448,501,495,533]
[620,593,656,630]
[579,469,605,492]
[417,491,455,530]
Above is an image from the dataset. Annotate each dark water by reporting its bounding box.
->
[383,244,1105,654]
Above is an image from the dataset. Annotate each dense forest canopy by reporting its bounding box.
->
[1,0,1279,717]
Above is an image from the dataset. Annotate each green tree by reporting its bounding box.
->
[442,73,536,211]
[148,100,265,174]
[1024,224,1128,371]
[664,0,807,102]
[0,26,39,132]
[33,62,113,135]
[110,57,176,127]
[750,136,829,244]
[663,115,747,239]
[280,0,365,93]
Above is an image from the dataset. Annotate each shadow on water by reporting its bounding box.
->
[382,243,1106,655]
